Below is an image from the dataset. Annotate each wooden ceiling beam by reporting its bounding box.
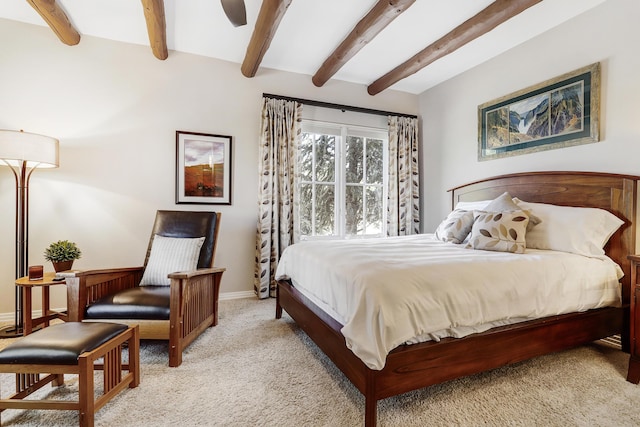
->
[26,0,80,46]
[141,0,168,60]
[367,0,542,95]
[313,0,415,88]
[241,0,292,78]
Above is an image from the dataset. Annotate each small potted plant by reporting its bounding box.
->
[44,240,82,272]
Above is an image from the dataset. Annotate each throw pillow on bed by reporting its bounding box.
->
[466,210,530,254]
[483,192,541,232]
[434,209,475,243]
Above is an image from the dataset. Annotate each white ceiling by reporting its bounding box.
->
[1,0,607,94]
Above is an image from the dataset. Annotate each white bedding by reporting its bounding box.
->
[275,234,623,370]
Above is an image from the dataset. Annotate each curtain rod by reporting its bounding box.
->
[262,93,418,119]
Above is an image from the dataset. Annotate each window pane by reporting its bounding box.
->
[365,185,383,234]
[299,134,314,182]
[315,184,335,236]
[299,183,312,236]
[366,138,383,184]
[315,135,335,182]
[345,136,363,184]
[345,185,363,235]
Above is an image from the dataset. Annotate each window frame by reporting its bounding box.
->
[298,120,388,240]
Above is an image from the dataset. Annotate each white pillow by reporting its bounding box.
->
[466,210,529,254]
[513,199,624,257]
[454,200,492,211]
[140,235,206,286]
[434,209,475,244]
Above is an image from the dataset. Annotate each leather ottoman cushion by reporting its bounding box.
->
[85,286,170,320]
[0,322,128,365]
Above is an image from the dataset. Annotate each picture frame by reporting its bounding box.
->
[176,131,232,205]
[478,62,600,161]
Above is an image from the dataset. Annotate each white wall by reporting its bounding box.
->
[0,19,418,316]
[419,0,640,232]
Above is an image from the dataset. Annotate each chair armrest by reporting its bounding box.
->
[62,267,143,279]
[168,267,226,280]
[65,267,144,322]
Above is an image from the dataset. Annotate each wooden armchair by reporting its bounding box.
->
[65,210,224,367]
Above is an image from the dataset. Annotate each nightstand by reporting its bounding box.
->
[628,255,640,383]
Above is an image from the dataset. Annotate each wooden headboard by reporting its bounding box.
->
[449,171,639,301]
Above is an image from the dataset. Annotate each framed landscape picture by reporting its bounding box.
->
[478,62,600,161]
[176,131,232,205]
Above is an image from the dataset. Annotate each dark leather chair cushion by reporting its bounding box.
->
[0,322,128,365]
[85,286,170,320]
[147,211,219,269]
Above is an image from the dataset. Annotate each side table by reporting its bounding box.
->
[15,272,68,335]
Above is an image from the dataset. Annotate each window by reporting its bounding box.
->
[298,121,388,239]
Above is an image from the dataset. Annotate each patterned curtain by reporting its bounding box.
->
[387,115,420,236]
[254,97,302,299]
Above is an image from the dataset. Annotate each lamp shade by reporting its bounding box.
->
[0,130,59,168]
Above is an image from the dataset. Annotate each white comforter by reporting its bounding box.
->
[275,234,623,370]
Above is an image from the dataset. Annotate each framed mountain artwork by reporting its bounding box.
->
[478,62,600,161]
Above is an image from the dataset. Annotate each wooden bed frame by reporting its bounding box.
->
[276,171,639,426]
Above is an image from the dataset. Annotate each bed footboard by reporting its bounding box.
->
[277,278,625,426]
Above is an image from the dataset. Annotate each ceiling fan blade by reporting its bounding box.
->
[221,0,247,27]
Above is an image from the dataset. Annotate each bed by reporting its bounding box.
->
[275,171,639,426]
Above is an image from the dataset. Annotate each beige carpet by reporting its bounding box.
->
[1,298,640,426]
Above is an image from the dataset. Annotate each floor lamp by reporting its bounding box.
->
[0,130,59,338]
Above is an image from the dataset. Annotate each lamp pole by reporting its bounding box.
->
[0,130,59,338]
[0,161,34,337]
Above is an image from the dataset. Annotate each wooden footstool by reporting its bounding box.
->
[0,322,140,427]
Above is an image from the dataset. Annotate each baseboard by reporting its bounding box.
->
[0,290,258,323]
[220,290,255,300]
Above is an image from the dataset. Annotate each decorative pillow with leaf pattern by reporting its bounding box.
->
[434,209,475,244]
[467,210,530,253]
[483,191,541,232]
